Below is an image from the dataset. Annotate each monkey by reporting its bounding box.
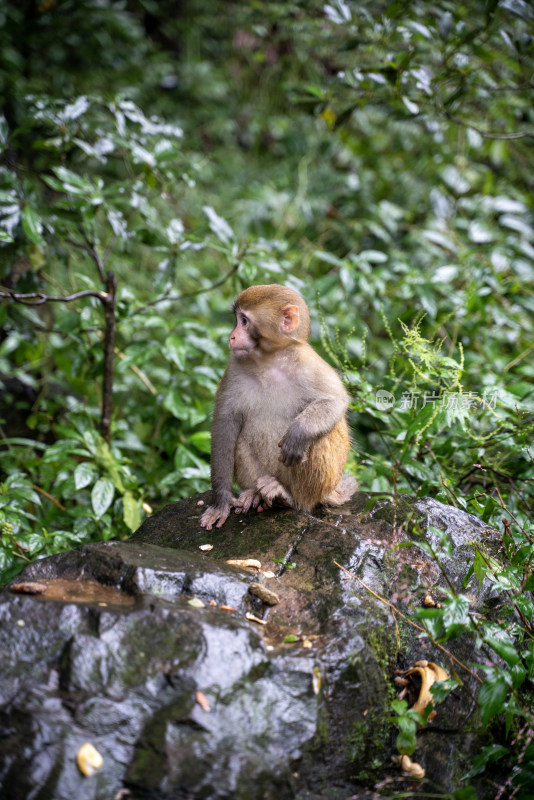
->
[199,284,358,530]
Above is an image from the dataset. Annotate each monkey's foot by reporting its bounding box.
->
[255,476,294,508]
[234,488,264,514]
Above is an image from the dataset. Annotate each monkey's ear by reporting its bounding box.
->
[280,304,300,334]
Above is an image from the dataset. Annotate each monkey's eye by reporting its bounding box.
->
[239,315,249,328]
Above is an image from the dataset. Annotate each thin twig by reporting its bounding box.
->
[0,289,109,305]
[446,114,534,140]
[131,260,241,315]
[495,487,532,541]
[114,348,157,394]
[334,560,482,684]
[33,484,66,511]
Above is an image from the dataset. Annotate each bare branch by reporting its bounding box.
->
[100,271,117,444]
[132,260,241,316]
[446,114,534,140]
[0,289,109,305]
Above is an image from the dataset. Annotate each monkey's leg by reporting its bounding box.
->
[234,488,264,514]
[256,476,294,508]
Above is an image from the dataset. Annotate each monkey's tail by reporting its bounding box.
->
[323,473,358,506]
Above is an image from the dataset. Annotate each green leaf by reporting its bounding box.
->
[462,743,509,779]
[123,491,141,532]
[0,230,13,242]
[441,594,470,636]
[483,629,520,668]
[203,205,234,243]
[479,673,508,726]
[163,335,187,369]
[52,166,94,195]
[163,390,189,421]
[74,462,96,490]
[189,432,211,454]
[452,788,478,800]
[91,478,114,518]
[21,206,44,244]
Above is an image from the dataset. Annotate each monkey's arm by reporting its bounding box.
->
[200,383,242,530]
[279,392,348,467]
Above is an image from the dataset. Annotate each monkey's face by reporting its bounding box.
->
[229,309,260,358]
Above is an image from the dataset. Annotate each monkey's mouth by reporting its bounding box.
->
[231,347,255,357]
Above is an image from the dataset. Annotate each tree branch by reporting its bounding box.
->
[101,271,117,443]
[132,260,242,315]
[0,289,110,305]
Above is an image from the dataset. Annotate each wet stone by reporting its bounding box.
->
[0,491,501,799]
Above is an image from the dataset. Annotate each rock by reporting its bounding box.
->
[0,492,499,799]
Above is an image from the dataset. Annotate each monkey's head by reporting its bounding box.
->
[230,284,310,357]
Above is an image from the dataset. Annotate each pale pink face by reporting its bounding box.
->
[229,309,258,357]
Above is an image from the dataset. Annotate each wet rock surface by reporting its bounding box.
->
[0,492,498,799]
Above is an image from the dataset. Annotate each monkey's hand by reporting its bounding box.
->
[278,426,309,467]
[200,494,236,530]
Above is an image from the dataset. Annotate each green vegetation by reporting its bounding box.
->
[1,1,533,794]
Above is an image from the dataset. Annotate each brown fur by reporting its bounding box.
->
[200,284,357,529]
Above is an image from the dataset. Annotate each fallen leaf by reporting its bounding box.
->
[218,605,235,611]
[199,544,213,551]
[188,597,205,608]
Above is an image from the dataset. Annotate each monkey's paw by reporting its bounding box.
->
[200,503,232,530]
[234,488,264,514]
[278,428,308,467]
[256,476,293,508]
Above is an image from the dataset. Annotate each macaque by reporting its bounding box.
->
[200,284,357,530]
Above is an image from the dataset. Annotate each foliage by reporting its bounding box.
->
[1,0,534,793]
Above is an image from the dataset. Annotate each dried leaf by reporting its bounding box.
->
[199,544,213,551]
[188,597,205,608]
[218,605,235,611]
